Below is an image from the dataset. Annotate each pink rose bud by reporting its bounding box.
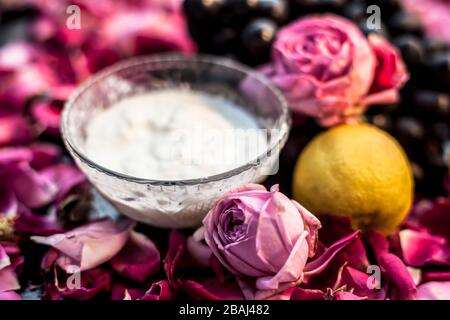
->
[203,184,321,299]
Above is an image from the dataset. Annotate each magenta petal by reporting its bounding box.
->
[59,268,112,300]
[400,229,450,266]
[31,101,61,136]
[182,278,244,300]
[111,231,160,283]
[409,198,450,242]
[290,287,325,300]
[0,291,21,300]
[111,282,145,300]
[0,187,17,219]
[417,281,450,300]
[422,271,450,283]
[304,231,360,276]
[29,143,61,170]
[140,280,176,300]
[40,164,87,201]
[0,245,9,269]
[338,266,386,299]
[8,162,57,208]
[0,115,35,147]
[14,207,66,236]
[32,219,134,271]
[334,291,368,300]
[164,230,187,289]
[378,253,417,300]
[0,267,20,292]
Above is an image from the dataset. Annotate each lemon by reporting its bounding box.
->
[292,124,413,235]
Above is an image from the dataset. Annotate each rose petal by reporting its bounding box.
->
[290,287,326,300]
[29,143,62,170]
[304,231,360,276]
[32,219,134,272]
[140,280,176,300]
[0,291,22,300]
[57,268,112,300]
[111,231,160,283]
[334,291,368,300]
[0,116,35,147]
[0,267,20,292]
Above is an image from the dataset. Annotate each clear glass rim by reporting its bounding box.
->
[61,53,291,186]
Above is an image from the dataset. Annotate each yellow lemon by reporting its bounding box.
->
[293,124,414,235]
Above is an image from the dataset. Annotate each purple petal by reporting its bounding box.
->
[32,219,134,271]
[111,231,160,283]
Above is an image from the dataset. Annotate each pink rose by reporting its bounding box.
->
[249,15,408,126]
[203,184,321,299]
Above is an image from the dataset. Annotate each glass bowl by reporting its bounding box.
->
[61,54,290,228]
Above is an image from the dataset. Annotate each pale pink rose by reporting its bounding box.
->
[203,184,321,299]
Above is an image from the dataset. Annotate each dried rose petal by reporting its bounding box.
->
[181,278,244,300]
[29,143,62,170]
[367,231,417,300]
[31,102,62,136]
[111,231,160,283]
[0,243,22,294]
[334,291,368,300]
[32,219,135,272]
[14,207,66,237]
[140,280,176,300]
[56,268,112,300]
[0,291,22,300]
[417,281,450,300]
[290,287,327,300]
[0,116,35,147]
